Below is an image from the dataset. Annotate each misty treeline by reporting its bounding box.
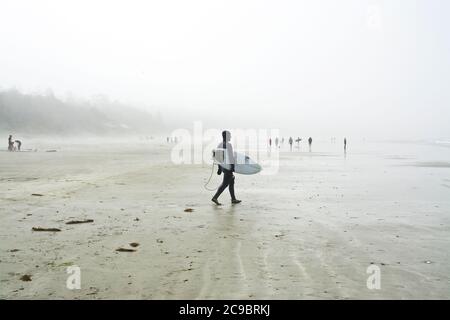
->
[0,89,163,135]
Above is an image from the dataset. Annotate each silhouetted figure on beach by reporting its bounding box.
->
[344,138,347,152]
[295,137,301,149]
[308,137,312,152]
[269,138,272,148]
[211,130,241,206]
[15,140,22,151]
[8,135,14,151]
[275,137,279,148]
[289,137,293,151]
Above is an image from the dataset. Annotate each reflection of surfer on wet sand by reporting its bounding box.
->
[211,131,241,206]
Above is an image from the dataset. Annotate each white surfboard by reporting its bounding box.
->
[213,148,262,175]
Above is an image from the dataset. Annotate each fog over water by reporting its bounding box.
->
[1,0,449,140]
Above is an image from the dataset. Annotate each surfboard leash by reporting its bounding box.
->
[203,162,219,191]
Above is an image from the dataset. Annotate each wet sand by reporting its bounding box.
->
[0,139,449,299]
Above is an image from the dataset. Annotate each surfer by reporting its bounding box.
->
[15,140,22,151]
[295,137,301,149]
[211,130,241,206]
[8,135,14,151]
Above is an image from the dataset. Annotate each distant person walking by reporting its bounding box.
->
[269,138,272,148]
[344,138,347,152]
[211,130,241,206]
[308,137,312,152]
[275,137,279,148]
[15,140,22,151]
[8,135,14,151]
[295,137,301,149]
[289,137,293,151]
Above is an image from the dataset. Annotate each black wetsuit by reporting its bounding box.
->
[213,168,236,200]
[8,136,14,151]
[213,142,236,201]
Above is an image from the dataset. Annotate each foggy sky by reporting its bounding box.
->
[1,0,449,139]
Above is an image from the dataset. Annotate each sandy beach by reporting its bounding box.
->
[0,138,449,299]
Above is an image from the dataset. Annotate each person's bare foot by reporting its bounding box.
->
[231,199,242,204]
[211,198,222,206]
